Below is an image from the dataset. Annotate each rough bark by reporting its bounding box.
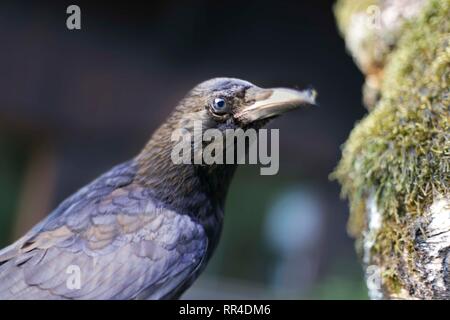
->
[332,0,449,299]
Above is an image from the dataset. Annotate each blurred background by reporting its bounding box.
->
[0,0,368,299]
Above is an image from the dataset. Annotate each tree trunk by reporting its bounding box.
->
[332,0,449,299]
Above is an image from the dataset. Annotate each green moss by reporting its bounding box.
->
[382,268,403,295]
[332,0,449,292]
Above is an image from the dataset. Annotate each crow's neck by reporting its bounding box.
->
[135,123,237,229]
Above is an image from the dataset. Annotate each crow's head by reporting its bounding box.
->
[137,78,316,214]
[171,77,316,131]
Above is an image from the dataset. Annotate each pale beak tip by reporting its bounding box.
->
[304,88,318,106]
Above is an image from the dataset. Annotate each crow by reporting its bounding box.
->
[0,78,315,299]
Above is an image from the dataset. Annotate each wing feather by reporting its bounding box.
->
[0,161,207,300]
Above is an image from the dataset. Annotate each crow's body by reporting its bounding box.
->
[0,161,214,299]
[0,78,315,299]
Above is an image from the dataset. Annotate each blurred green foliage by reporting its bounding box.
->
[207,166,368,299]
[0,135,27,246]
[310,262,368,299]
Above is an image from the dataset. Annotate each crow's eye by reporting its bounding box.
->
[212,98,227,113]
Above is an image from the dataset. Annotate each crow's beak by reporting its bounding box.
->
[235,87,317,123]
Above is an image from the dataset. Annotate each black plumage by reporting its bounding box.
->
[0,78,315,299]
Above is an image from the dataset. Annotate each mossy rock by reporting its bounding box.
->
[333,0,449,299]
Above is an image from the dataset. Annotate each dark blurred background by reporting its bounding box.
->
[0,0,367,299]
